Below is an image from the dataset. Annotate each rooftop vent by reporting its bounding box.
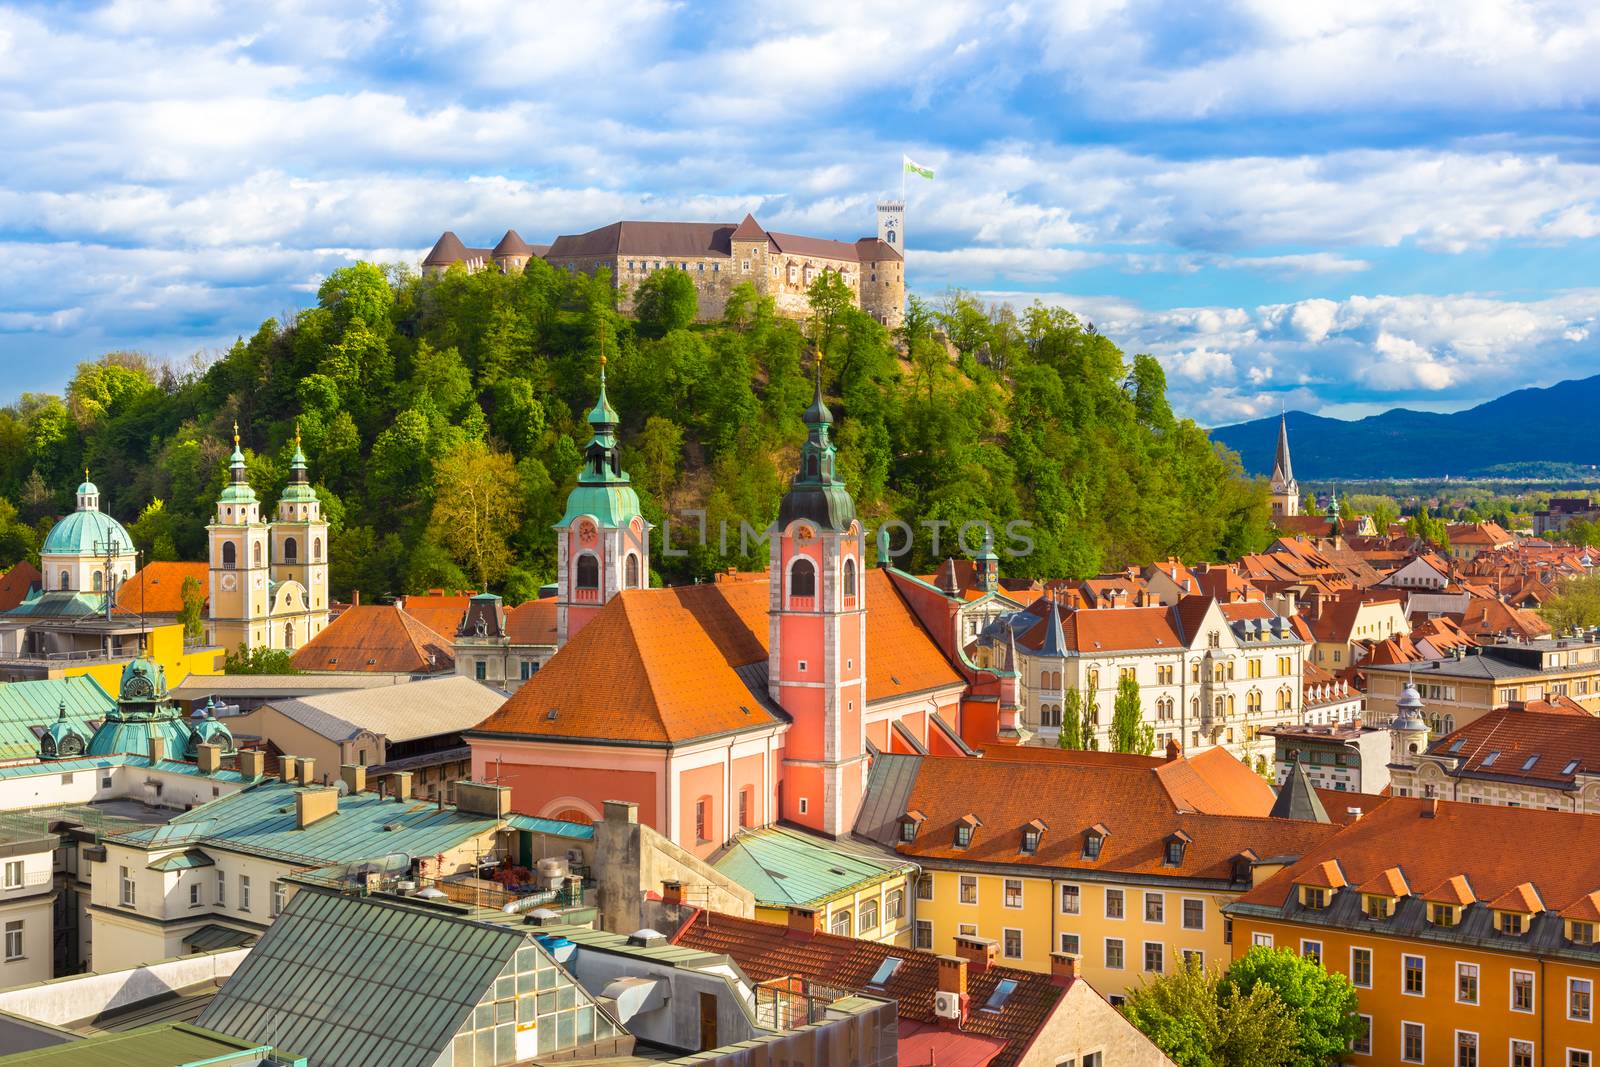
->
[383,821,405,832]
[628,928,667,948]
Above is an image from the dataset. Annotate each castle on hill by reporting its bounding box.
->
[423,203,907,328]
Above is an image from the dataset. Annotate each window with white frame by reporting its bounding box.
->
[1004,879,1024,908]
[1510,1040,1532,1067]
[1352,1014,1372,1055]
[830,910,851,936]
[1512,969,1535,1012]
[1402,1021,1424,1063]
[859,898,879,933]
[959,876,978,904]
[2,861,20,890]
[239,874,251,912]
[1455,1030,1477,1067]
[1003,928,1023,958]
[1571,977,1593,1021]
[1181,898,1204,930]
[272,881,286,917]
[119,866,135,907]
[1351,947,1373,988]
[1060,883,1080,914]
[1144,893,1164,923]
[1457,962,1479,1004]
[1059,933,1079,955]
[3,921,20,961]
[216,870,225,906]
[189,883,201,907]
[1105,889,1124,919]
[1104,938,1124,969]
[914,921,932,950]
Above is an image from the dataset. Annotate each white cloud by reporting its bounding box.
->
[1170,346,1235,381]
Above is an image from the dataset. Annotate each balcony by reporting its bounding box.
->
[573,587,600,603]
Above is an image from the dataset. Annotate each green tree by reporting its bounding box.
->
[129,498,179,561]
[1122,956,1299,1067]
[0,497,37,567]
[807,269,854,356]
[1405,506,1451,551]
[633,269,698,337]
[1542,574,1600,633]
[1218,947,1362,1067]
[1110,675,1154,754]
[626,415,685,504]
[1369,498,1399,534]
[178,576,205,641]
[1058,688,1084,750]
[66,355,158,426]
[224,644,297,674]
[936,289,991,361]
[426,440,525,590]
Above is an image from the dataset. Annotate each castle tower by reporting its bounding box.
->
[769,363,866,836]
[207,423,271,652]
[1390,680,1430,768]
[877,201,904,251]
[555,356,650,646]
[1269,413,1300,518]
[268,425,330,649]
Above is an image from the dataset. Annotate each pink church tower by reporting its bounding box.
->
[555,355,650,645]
[769,365,866,836]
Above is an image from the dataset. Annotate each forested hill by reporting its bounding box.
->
[0,261,1272,603]
[1213,373,1600,479]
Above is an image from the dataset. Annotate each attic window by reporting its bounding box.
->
[1448,739,1466,754]
[1522,754,1540,771]
[1021,826,1043,854]
[983,978,1019,1012]
[1498,911,1526,936]
[900,811,924,843]
[1082,831,1105,860]
[366,658,376,666]
[1482,751,1501,767]
[954,815,980,848]
[868,957,903,986]
[546,709,558,722]
[1566,759,1583,775]
[1164,837,1188,867]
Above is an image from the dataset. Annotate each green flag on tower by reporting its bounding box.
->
[903,154,935,180]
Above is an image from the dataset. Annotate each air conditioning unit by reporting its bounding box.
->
[565,848,584,865]
[933,990,962,1020]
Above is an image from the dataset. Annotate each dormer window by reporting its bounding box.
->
[1363,895,1393,919]
[1299,886,1329,910]
[1498,911,1526,936]
[1570,921,1596,945]
[1082,823,1109,860]
[899,810,924,843]
[1021,819,1046,855]
[1163,830,1191,867]
[1428,903,1459,927]
[954,814,980,849]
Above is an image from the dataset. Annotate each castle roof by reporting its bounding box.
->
[422,230,469,266]
[730,213,766,241]
[545,219,884,263]
[491,229,533,256]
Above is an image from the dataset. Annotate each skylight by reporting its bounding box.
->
[1448,739,1466,754]
[868,957,903,987]
[984,978,1020,1012]
[1522,754,1540,771]
[1481,751,1501,767]
[1565,759,1582,775]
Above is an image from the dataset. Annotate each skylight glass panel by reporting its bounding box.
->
[984,978,1019,1011]
[868,957,903,986]
[1448,739,1466,754]
[1522,754,1540,771]
[1481,751,1500,767]
[1565,759,1582,775]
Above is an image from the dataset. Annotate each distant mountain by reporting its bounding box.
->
[1211,374,1600,479]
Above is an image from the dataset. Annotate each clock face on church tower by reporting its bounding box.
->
[577,519,598,547]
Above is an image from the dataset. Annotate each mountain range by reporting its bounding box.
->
[1211,373,1600,480]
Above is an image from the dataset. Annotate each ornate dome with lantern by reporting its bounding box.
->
[83,656,193,759]
[38,702,90,761]
[185,699,236,759]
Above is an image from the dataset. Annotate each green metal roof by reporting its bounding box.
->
[111,780,499,869]
[712,825,916,908]
[504,812,595,840]
[195,888,531,1067]
[148,849,215,872]
[181,923,255,952]
[3,591,112,618]
[555,482,643,529]
[0,1021,298,1066]
[40,506,133,558]
[0,677,115,762]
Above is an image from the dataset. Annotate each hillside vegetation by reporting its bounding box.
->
[0,261,1271,602]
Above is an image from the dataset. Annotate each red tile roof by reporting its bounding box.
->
[470,569,962,747]
[115,561,208,615]
[399,593,473,638]
[0,561,40,612]
[289,604,455,674]
[891,755,1337,881]
[505,597,557,646]
[1426,708,1600,785]
[672,910,1064,1067]
[1238,797,1600,912]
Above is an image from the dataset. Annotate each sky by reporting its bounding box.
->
[1,1,1598,425]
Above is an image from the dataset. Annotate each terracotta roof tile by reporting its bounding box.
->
[1297,859,1347,889]
[671,910,1063,1067]
[1561,891,1600,922]
[1153,747,1278,816]
[1426,708,1600,785]
[1356,866,1410,897]
[289,605,454,674]
[0,561,41,612]
[1488,881,1543,914]
[400,593,473,638]
[505,597,557,645]
[115,561,208,615]
[891,754,1335,881]
[1418,874,1477,906]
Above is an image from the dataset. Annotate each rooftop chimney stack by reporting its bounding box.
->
[952,935,997,974]
[147,736,165,764]
[340,764,367,795]
[280,756,298,784]
[297,757,316,787]
[237,749,265,779]
[1048,952,1079,987]
[786,906,821,939]
[196,742,222,775]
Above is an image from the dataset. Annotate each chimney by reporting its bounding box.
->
[1048,952,1079,987]
[1423,799,1439,819]
[238,749,265,779]
[455,781,511,818]
[147,736,165,764]
[786,906,821,939]
[952,935,997,974]
[352,590,361,607]
[279,755,298,784]
[296,787,339,828]
[1164,738,1182,762]
[297,757,316,787]
[387,770,413,799]
[936,954,968,999]
[197,742,222,775]
[662,881,683,907]
[340,764,367,795]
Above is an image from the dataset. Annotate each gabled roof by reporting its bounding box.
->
[1356,866,1410,897]
[505,596,557,646]
[1269,760,1331,823]
[197,887,535,1067]
[1488,881,1543,914]
[398,593,473,639]
[289,605,454,674]
[1153,747,1278,816]
[712,825,915,908]
[0,675,115,762]
[730,213,766,241]
[0,560,40,611]
[1425,707,1600,785]
[115,561,208,615]
[1296,859,1346,889]
[672,910,1065,1067]
[548,220,734,259]
[878,754,1336,882]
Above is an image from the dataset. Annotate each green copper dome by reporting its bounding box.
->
[218,422,259,507]
[40,703,89,761]
[41,508,134,557]
[557,356,643,530]
[86,657,192,759]
[186,705,235,758]
[280,426,319,504]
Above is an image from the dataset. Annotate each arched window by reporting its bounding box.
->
[830,910,852,936]
[313,537,322,561]
[625,553,640,589]
[790,558,816,600]
[253,542,262,567]
[1051,670,1061,689]
[222,542,237,569]
[283,536,298,562]
[806,453,819,478]
[1087,670,1099,692]
[92,571,102,592]
[284,622,294,647]
[576,554,599,590]
[1191,697,1200,716]
[843,558,857,599]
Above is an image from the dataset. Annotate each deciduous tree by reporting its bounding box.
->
[1110,675,1154,754]
[427,440,525,590]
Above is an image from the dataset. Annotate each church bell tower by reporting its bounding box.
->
[769,360,866,837]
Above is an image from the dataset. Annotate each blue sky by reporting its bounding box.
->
[2,1,1598,425]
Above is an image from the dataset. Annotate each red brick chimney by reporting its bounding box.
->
[352,590,361,606]
[786,906,821,939]
[1049,952,1079,988]
[661,881,683,907]
[1164,738,1182,762]
[952,935,997,974]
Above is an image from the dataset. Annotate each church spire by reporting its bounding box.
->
[777,353,854,532]
[1271,410,1295,488]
